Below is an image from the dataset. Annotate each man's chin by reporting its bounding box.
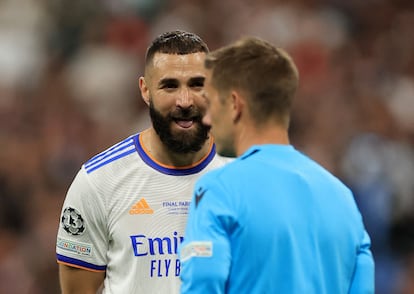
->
[164,124,209,153]
[170,128,200,144]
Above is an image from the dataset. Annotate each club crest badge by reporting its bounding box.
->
[61,207,85,236]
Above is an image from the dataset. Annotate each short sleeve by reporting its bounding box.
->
[56,167,108,272]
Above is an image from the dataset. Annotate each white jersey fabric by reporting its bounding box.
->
[56,132,230,294]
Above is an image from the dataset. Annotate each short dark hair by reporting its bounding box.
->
[205,37,299,127]
[145,30,209,66]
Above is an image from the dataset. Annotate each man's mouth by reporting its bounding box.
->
[174,119,194,128]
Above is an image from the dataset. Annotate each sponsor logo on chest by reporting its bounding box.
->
[130,231,184,277]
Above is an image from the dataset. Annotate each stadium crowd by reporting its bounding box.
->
[0,0,413,293]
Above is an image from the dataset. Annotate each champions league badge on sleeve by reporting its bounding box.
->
[61,207,86,236]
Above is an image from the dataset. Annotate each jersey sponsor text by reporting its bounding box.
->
[130,231,184,277]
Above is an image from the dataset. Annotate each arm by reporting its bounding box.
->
[56,168,108,293]
[349,230,375,294]
[59,264,105,294]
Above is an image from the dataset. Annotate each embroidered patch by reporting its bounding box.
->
[57,238,92,256]
[180,241,213,262]
[61,207,85,236]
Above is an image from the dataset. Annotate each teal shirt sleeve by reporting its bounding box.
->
[349,230,375,294]
[180,173,233,294]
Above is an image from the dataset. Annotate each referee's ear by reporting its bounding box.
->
[139,76,150,106]
[231,90,244,124]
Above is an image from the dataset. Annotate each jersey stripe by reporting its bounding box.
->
[85,137,136,174]
[85,136,134,167]
[85,148,136,174]
[57,253,106,271]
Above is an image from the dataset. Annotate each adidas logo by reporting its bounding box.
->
[129,198,154,215]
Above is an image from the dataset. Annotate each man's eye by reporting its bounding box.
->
[163,83,178,89]
[190,81,204,88]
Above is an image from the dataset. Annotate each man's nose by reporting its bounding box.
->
[176,88,193,108]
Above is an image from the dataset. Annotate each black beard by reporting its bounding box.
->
[149,102,210,154]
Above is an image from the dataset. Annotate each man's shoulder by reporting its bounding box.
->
[82,133,139,175]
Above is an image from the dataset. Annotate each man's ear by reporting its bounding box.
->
[139,76,150,106]
[230,90,244,123]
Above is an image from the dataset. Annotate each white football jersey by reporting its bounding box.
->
[56,132,231,293]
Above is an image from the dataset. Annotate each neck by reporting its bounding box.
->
[141,128,213,167]
[235,123,289,157]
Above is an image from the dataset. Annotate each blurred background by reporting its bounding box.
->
[0,0,413,293]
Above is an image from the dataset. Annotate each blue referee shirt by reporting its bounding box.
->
[180,145,374,294]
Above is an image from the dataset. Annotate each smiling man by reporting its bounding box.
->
[56,30,231,294]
